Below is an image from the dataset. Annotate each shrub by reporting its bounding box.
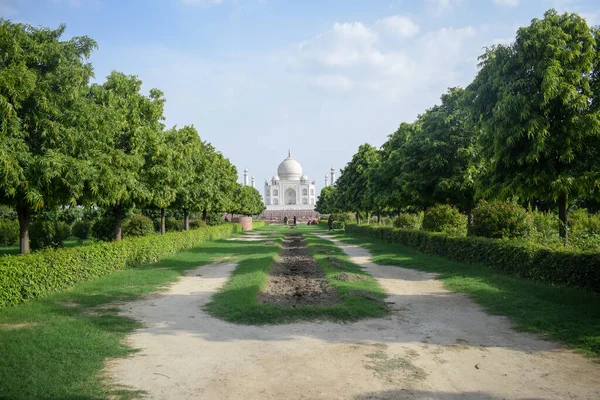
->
[0,205,17,221]
[331,213,354,224]
[393,213,422,230]
[30,220,71,250]
[469,200,533,239]
[422,205,467,236]
[204,211,225,226]
[165,218,184,232]
[332,221,345,230]
[344,224,600,293]
[91,217,114,242]
[72,220,93,240]
[189,219,206,229]
[0,223,245,309]
[531,210,560,246]
[0,220,19,246]
[123,215,155,238]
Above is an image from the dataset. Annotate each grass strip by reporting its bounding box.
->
[204,224,389,325]
[326,227,600,358]
[0,233,248,400]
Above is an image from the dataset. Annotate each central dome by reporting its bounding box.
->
[277,156,303,180]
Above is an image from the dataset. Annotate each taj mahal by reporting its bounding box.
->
[242,152,336,216]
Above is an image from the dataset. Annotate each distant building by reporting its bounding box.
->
[264,152,316,211]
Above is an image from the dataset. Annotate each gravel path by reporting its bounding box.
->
[106,233,600,400]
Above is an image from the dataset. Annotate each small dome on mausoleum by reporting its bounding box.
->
[277,156,303,180]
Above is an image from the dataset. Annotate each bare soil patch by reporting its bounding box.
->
[258,233,340,307]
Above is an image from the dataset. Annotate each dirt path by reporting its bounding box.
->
[107,232,600,400]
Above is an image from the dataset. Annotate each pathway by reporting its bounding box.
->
[106,231,600,399]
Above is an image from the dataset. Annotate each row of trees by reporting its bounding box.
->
[0,21,264,254]
[316,10,600,244]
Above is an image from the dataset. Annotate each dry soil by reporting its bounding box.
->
[106,232,600,400]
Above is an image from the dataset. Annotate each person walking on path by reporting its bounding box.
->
[284,216,288,225]
[328,215,334,231]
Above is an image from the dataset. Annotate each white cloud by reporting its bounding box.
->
[426,0,464,14]
[375,15,420,38]
[493,0,520,6]
[290,20,477,99]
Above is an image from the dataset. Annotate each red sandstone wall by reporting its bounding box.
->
[233,216,253,231]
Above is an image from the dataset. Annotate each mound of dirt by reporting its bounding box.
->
[333,272,369,282]
[259,233,340,307]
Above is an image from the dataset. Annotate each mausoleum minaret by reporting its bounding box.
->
[324,175,329,188]
[330,167,336,186]
[251,176,256,188]
[243,168,249,186]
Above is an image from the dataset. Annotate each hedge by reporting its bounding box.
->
[345,224,600,293]
[0,221,264,309]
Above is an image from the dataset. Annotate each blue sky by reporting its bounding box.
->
[2,0,598,196]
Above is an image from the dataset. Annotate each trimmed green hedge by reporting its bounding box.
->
[345,224,600,292]
[0,222,261,309]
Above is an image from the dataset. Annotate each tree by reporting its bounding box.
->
[335,144,379,223]
[378,122,418,213]
[0,21,97,253]
[88,71,165,240]
[469,9,600,242]
[315,186,339,214]
[145,128,181,234]
[400,88,480,223]
[230,185,265,216]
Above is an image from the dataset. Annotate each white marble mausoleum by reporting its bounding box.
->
[264,153,316,211]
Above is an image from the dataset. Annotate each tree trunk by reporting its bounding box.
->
[202,209,207,222]
[113,206,122,241]
[184,208,189,231]
[466,201,474,227]
[17,203,30,254]
[558,194,568,245]
[355,212,360,224]
[160,208,165,235]
[377,211,381,224]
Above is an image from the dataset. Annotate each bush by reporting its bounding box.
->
[568,209,600,251]
[123,215,155,238]
[0,223,245,309]
[422,205,467,236]
[91,217,114,242]
[30,220,71,250]
[189,219,206,229]
[469,200,533,239]
[393,213,422,230]
[344,224,600,293]
[0,205,17,221]
[331,213,354,224]
[332,221,345,230]
[0,220,19,246]
[531,210,560,246]
[204,211,225,226]
[72,220,92,240]
[165,218,184,232]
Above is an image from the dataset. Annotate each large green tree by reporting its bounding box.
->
[229,185,265,216]
[88,71,166,240]
[335,144,379,223]
[315,185,339,214]
[0,21,96,253]
[469,9,600,242]
[401,88,480,222]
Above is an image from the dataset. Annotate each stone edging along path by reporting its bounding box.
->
[105,230,600,400]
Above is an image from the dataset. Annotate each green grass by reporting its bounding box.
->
[327,228,600,358]
[204,224,389,324]
[0,232,249,400]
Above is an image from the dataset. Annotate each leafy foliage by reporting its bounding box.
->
[422,205,467,236]
[469,200,533,239]
[165,218,184,232]
[29,220,71,250]
[0,220,18,246]
[0,223,243,309]
[393,213,422,230]
[71,220,92,240]
[122,215,155,238]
